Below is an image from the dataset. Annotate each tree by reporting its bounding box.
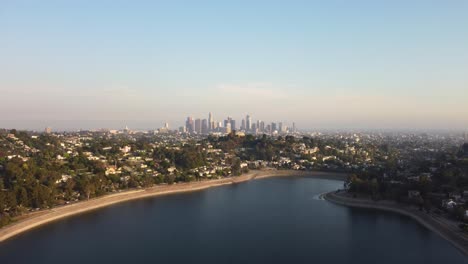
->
[16,187,29,207]
[76,176,95,200]
[231,158,242,176]
[0,190,5,212]
[165,174,175,184]
[63,179,76,200]
[6,191,17,210]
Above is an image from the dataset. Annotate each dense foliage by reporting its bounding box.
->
[1,129,467,227]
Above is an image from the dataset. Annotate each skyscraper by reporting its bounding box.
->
[230,119,236,131]
[259,121,265,132]
[224,117,231,128]
[225,122,232,134]
[241,119,246,130]
[202,119,208,134]
[271,122,277,132]
[252,123,257,134]
[223,117,236,131]
[246,114,252,131]
[208,112,213,131]
[186,117,194,133]
[195,119,202,134]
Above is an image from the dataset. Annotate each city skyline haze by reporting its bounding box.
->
[1,1,467,130]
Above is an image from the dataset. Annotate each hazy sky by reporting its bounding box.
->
[1,1,467,131]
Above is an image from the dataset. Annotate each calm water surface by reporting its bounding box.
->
[0,177,466,264]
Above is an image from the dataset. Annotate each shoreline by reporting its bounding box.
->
[0,169,346,243]
[325,190,468,256]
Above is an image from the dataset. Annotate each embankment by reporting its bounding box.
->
[325,191,468,256]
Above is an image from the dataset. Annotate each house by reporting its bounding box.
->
[167,167,177,174]
[55,174,72,184]
[105,166,121,176]
[303,147,319,155]
[120,146,131,154]
[442,199,457,210]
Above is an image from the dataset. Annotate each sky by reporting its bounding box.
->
[1,0,467,131]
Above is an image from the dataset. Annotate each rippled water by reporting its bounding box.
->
[0,176,466,264]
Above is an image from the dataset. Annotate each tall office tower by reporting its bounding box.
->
[222,117,236,131]
[224,117,231,128]
[179,126,186,133]
[164,122,169,129]
[292,122,296,133]
[257,120,260,131]
[225,123,232,134]
[201,119,208,134]
[218,121,223,129]
[230,119,236,131]
[246,115,252,131]
[194,119,202,134]
[186,117,194,133]
[271,122,277,132]
[266,124,271,133]
[259,121,265,132]
[278,122,283,133]
[208,112,213,131]
[252,123,257,134]
[241,119,246,130]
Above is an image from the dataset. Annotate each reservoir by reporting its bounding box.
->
[0,176,466,264]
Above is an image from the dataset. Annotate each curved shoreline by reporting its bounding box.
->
[0,169,346,243]
[324,191,468,256]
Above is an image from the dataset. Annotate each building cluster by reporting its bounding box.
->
[2,127,468,231]
[180,113,297,135]
[1,128,467,201]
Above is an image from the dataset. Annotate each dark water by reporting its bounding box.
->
[0,177,466,264]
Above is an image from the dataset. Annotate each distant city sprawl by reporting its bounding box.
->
[179,113,297,135]
[0,127,467,230]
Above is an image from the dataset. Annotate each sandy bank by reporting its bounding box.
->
[0,169,346,243]
[325,191,468,256]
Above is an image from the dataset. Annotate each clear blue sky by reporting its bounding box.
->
[1,0,467,130]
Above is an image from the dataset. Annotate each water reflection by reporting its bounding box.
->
[0,177,466,264]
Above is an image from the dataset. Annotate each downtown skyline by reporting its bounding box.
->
[1,1,468,131]
[181,113,296,135]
